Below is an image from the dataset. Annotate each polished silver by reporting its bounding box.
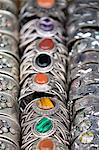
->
[69,51,99,70]
[0,52,19,82]
[20,0,67,23]
[70,83,99,100]
[19,73,67,103]
[0,10,18,41]
[0,92,19,123]
[20,17,66,52]
[0,137,20,150]
[0,115,20,147]
[0,74,19,99]
[0,33,19,61]
[69,63,99,81]
[0,0,18,15]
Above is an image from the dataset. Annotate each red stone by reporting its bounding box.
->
[39,38,54,51]
[39,138,54,150]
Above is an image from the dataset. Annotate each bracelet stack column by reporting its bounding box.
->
[0,0,20,149]
[19,0,70,149]
[67,0,99,149]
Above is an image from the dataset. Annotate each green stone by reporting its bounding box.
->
[36,117,53,133]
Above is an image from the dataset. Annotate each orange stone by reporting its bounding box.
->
[39,38,54,51]
[37,97,55,110]
[37,0,55,9]
[39,139,54,150]
[34,73,49,84]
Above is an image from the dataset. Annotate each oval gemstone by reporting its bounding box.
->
[37,97,55,110]
[34,73,49,84]
[39,138,54,150]
[37,0,55,9]
[36,117,53,133]
[35,54,51,68]
[39,38,54,51]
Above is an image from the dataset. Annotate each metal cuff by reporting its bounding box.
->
[69,51,99,70]
[22,37,68,55]
[68,0,99,14]
[0,10,18,42]
[71,113,99,145]
[21,137,69,150]
[0,92,19,123]
[70,72,99,91]
[20,50,67,82]
[72,128,99,149]
[20,97,70,128]
[21,116,69,149]
[0,52,19,82]
[67,26,99,46]
[19,73,67,103]
[70,63,99,81]
[0,33,19,61]
[0,73,19,99]
[70,83,99,100]
[20,0,67,23]
[72,112,99,133]
[72,135,99,150]
[0,115,20,146]
[68,7,99,31]
[71,37,99,55]
[73,95,99,116]
[0,0,18,15]
[20,17,66,51]
[0,137,20,150]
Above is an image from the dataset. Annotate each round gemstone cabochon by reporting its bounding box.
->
[37,0,55,9]
[39,38,55,51]
[39,138,54,150]
[34,73,49,84]
[35,117,53,134]
[35,54,51,68]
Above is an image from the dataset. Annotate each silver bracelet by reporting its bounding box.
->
[22,137,69,150]
[20,49,67,81]
[20,17,66,51]
[67,27,99,46]
[69,51,99,70]
[0,52,19,82]
[70,63,99,81]
[23,37,68,55]
[68,7,99,28]
[70,37,99,55]
[20,0,67,23]
[70,72,99,91]
[19,72,67,103]
[70,83,99,100]
[0,73,19,100]
[0,137,20,150]
[0,114,20,147]
[21,114,69,150]
[68,0,99,15]
[0,10,18,42]
[0,92,19,123]
[0,0,18,15]
[71,113,99,149]
[0,33,19,61]
[20,97,70,127]
[73,95,99,116]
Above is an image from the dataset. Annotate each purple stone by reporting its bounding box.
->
[39,18,54,31]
